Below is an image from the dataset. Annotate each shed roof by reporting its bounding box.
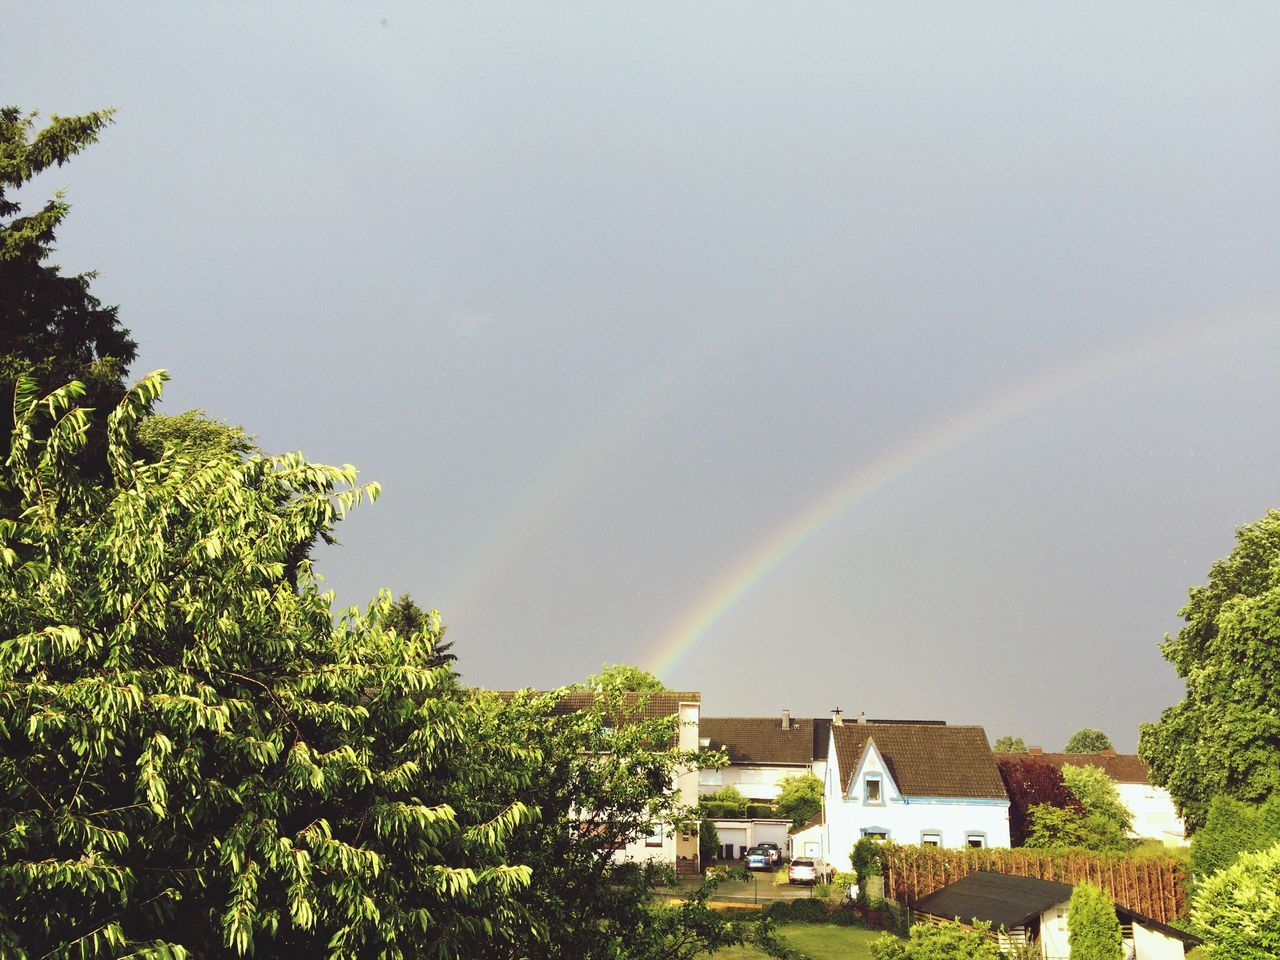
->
[832,723,1006,798]
[912,871,1201,944]
[912,871,1073,929]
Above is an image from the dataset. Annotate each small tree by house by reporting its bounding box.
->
[1067,882,1123,960]
[996,756,1082,846]
[775,772,823,828]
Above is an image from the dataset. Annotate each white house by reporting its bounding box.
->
[1010,749,1187,846]
[823,717,1011,863]
[910,871,1200,958]
[698,711,831,859]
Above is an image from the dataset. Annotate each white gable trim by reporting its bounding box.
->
[848,738,902,805]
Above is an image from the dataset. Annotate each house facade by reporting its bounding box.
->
[824,718,1011,863]
[1011,749,1187,846]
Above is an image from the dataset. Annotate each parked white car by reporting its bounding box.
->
[787,857,832,885]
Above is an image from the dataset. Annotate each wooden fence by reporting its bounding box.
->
[881,845,1187,924]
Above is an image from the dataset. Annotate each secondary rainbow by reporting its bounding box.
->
[647,308,1279,677]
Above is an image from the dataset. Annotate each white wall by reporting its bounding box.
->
[1116,782,1186,845]
[1133,921,1189,960]
[823,737,1011,866]
[699,764,810,801]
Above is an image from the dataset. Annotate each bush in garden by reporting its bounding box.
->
[1067,882,1124,960]
[1189,794,1280,880]
[870,920,1001,959]
[1191,841,1280,960]
[699,817,721,865]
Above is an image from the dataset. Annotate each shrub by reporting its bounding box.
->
[851,836,885,903]
[1190,795,1280,880]
[870,919,1001,959]
[1067,882,1123,960]
[1191,841,1280,960]
[700,817,721,864]
[997,756,1082,845]
[701,800,747,819]
[746,803,778,818]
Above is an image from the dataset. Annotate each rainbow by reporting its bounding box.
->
[647,306,1279,677]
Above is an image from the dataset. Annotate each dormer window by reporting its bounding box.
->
[864,775,883,804]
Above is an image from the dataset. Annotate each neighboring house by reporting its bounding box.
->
[910,870,1200,958]
[504,690,704,874]
[698,711,827,859]
[824,715,1011,861]
[1010,749,1187,846]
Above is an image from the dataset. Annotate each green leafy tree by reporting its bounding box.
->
[135,410,256,463]
[871,920,1001,959]
[1064,728,1113,753]
[0,107,136,479]
[1067,882,1123,960]
[1189,795,1280,880]
[383,592,456,669]
[1025,803,1092,849]
[993,736,1026,753]
[1140,508,1280,831]
[0,375,539,957]
[580,663,667,692]
[775,773,823,828]
[699,818,721,865]
[1191,841,1280,960]
[469,687,743,959]
[1061,764,1132,850]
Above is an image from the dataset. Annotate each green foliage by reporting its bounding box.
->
[1065,728,1114,753]
[1062,764,1133,850]
[700,818,720,865]
[1191,841,1280,960]
[1139,508,1280,831]
[993,736,1026,753]
[469,687,743,959]
[383,592,456,669]
[0,375,540,956]
[705,785,747,804]
[1067,882,1124,960]
[1025,767,1132,852]
[870,920,1001,959]
[581,663,666,692]
[1189,795,1280,881]
[135,410,256,463]
[1025,803,1092,849]
[851,837,884,877]
[0,107,136,481]
[775,772,823,828]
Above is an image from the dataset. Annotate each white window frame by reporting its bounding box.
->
[864,774,884,805]
[920,830,942,847]
[965,832,986,849]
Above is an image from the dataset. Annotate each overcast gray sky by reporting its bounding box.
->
[8,2,1280,750]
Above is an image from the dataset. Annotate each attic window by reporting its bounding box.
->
[864,775,883,804]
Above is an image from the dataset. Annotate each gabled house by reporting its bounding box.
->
[910,870,1200,958]
[697,711,828,859]
[824,717,1011,861]
[1008,749,1187,846]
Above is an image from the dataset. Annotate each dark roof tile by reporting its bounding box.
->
[832,723,1006,799]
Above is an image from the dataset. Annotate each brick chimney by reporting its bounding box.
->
[857,711,867,724]
[832,708,843,726]
[782,709,791,730]
[1100,748,1117,756]
[1027,747,1044,756]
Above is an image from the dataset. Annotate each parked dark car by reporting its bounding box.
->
[745,846,772,870]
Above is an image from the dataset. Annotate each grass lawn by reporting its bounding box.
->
[700,923,887,959]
